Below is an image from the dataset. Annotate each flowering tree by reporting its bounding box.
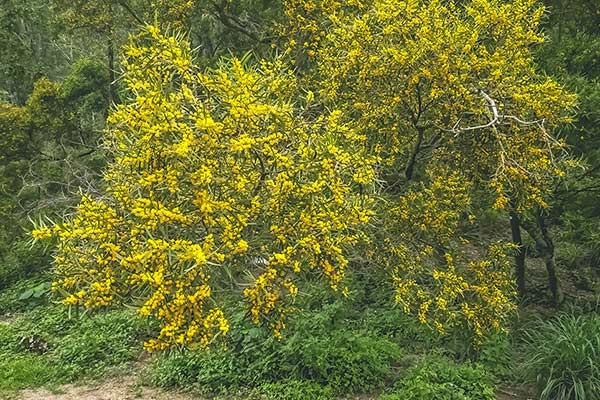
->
[282,0,575,335]
[33,27,376,350]
[34,0,576,348]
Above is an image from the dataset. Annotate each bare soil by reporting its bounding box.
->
[14,381,537,400]
[495,386,536,400]
[17,375,196,400]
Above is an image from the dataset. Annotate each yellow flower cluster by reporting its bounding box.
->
[374,167,516,338]
[34,26,376,350]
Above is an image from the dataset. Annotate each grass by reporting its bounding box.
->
[522,313,600,400]
[0,354,69,391]
[0,301,151,395]
[0,271,597,400]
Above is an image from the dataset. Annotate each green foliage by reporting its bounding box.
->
[148,302,403,395]
[0,277,51,313]
[61,58,109,118]
[381,356,495,400]
[0,56,108,289]
[0,242,49,291]
[356,305,442,351]
[249,380,335,400]
[0,0,64,105]
[0,305,150,391]
[0,354,69,391]
[53,310,147,377]
[475,333,515,381]
[522,313,600,400]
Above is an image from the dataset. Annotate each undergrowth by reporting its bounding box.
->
[0,303,150,392]
[522,313,600,400]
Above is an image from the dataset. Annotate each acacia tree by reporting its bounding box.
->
[34,27,376,350]
[34,0,576,348]
[282,0,575,331]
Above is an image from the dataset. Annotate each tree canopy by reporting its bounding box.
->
[28,0,582,350]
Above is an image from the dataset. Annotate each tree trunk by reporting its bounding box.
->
[543,251,560,306]
[519,209,562,306]
[536,211,562,306]
[107,37,116,106]
[404,127,424,181]
[509,210,526,298]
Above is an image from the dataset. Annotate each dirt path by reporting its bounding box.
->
[17,375,196,400]
[10,366,535,400]
[495,386,536,400]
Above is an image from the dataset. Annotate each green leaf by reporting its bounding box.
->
[18,289,34,300]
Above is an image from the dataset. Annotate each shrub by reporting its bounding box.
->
[522,313,600,400]
[381,356,495,400]
[149,304,403,395]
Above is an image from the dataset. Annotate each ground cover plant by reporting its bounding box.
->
[0,304,148,393]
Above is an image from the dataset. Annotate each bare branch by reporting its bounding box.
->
[446,90,546,135]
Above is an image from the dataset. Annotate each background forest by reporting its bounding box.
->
[0,1,599,399]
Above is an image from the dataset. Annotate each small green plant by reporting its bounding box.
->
[0,277,51,314]
[249,380,334,400]
[53,310,146,377]
[381,356,495,400]
[522,313,600,400]
[476,333,515,381]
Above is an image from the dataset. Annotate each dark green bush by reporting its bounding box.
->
[0,239,50,291]
[149,303,403,395]
[522,313,600,400]
[381,356,495,400]
[0,277,52,314]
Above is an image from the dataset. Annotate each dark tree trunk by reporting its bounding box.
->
[509,210,526,298]
[543,252,560,306]
[536,211,562,306]
[404,126,424,181]
[520,209,562,307]
[107,37,116,106]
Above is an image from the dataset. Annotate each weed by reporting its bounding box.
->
[149,302,403,395]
